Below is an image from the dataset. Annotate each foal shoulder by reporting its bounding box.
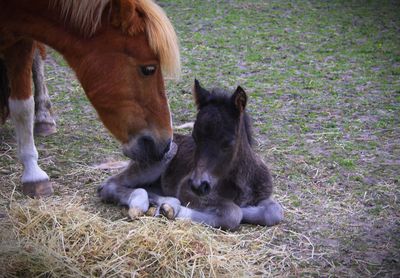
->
[161,133,194,195]
[172,133,195,158]
[247,153,273,203]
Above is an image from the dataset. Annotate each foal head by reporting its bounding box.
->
[188,80,252,196]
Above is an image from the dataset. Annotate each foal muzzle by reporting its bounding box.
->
[189,179,211,196]
[188,169,216,196]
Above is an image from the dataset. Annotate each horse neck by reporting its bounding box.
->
[1,0,90,60]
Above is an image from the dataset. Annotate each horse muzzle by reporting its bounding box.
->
[123,134,173,164]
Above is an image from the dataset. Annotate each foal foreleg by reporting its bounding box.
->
[98,181,149,219]
[5,39,53,197]
[97,165,157,219]
[97,161,162,217]
[156,200,243,231]
[146,192,181,219]
[97,159,168,219]
[98,141,178,190]
[241,197,284,226]
[32,46,56,136]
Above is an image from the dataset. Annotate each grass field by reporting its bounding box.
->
[1,0,399,276]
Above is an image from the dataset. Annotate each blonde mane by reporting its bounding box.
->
[54,0,180,78]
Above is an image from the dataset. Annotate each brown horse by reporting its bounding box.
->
[1,45,57,135]
[0,0,180,197]
[32,45,57,137]
[99,80,283,230]
[1,43,55,135]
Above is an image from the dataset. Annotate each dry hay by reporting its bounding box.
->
[0,196,314,277]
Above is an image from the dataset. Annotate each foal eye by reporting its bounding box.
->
[140,65,157,76]
[192,132,198,143]
[221,140,234,151]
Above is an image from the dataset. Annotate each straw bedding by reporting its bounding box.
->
[0,197,303,277]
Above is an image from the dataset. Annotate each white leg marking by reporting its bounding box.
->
[176,206,193,219]
[9,96,49,183]
[128,188,149,212]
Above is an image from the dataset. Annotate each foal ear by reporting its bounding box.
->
[193,79,210,108]
[111,0,146,35]
[231,86,247,113]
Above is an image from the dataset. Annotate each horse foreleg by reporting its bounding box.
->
[32,47,56,136]
[241,197,284,226]
[5,39,53,197]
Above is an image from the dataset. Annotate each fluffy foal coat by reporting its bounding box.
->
[99,80,283,230]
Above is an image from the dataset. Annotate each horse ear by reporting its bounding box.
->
[193,79,210,108]
[231,86,247,113]
[111,0,145,35]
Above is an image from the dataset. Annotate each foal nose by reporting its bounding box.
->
[189,179,211,196]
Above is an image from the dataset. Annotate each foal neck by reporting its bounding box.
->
[233,114,255,164]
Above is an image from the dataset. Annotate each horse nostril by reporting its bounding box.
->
[138,136,155,151]
[162,139,172,155]
[138,136,173,161]
[199,181,210,195]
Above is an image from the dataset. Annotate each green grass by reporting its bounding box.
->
[1,0,399,276]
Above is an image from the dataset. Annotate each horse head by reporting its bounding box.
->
[55,0,181,163]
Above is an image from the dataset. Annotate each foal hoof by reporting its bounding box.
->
[34,122,57,137]
[22,180,54,198]
[128,207,144,220]
[160,203,175,220]
[145,205,158,217]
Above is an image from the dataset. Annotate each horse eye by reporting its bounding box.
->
[140,65,157,76]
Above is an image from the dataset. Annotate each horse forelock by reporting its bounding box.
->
[53,0,180,79]
[139,0,181,79]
